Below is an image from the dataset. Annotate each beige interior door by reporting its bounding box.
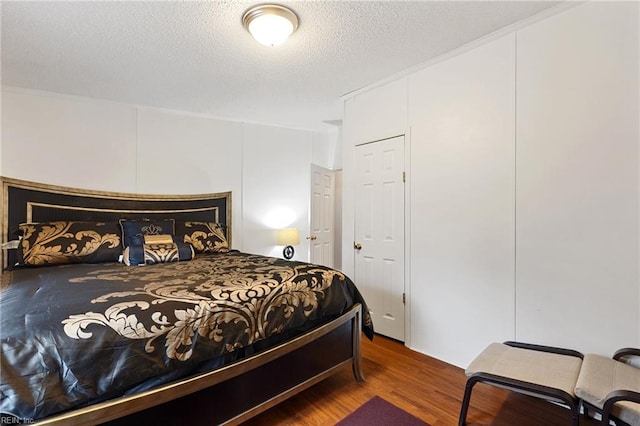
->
[354,136,405,341]
[310,164,335,267]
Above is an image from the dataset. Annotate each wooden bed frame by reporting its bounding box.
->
[1,177,365,425]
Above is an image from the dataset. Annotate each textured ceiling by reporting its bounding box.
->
[1,1,562,131]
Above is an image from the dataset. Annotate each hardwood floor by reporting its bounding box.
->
[244,335,600,426]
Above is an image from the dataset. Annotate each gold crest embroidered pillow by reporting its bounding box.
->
[119,219,175,248]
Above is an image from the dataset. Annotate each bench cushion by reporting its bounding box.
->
[575,353,640,426]
[466,343,582,397]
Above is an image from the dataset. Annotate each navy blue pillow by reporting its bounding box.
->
[119,219,175,248]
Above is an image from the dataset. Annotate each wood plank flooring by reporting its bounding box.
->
[244,335,599,426]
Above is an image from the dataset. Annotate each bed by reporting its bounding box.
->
[0,177,373,425]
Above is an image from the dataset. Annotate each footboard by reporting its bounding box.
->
[35,304,364,426]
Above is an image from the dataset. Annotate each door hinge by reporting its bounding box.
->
[402,171,406,183]
[402,293,406,304]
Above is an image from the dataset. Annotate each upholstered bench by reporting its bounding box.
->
[458,341,584,426]
[575,350,640,426]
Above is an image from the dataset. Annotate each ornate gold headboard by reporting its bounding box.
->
[1,177,231,270]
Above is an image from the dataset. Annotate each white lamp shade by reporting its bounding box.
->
[277,228,300,246]
[243,5,299,47]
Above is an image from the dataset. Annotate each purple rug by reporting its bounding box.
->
[336,396,430,426]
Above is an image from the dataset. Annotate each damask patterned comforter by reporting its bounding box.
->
[0,251,373,421]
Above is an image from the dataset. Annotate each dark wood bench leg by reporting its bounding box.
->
[459,373,580,426]
[458,376,479,426]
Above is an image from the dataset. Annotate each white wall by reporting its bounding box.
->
[136,110,242,195]
[242,124,312,261]
[1,90,138,192]
[334,170,343,270]
[1,88,332,256]
[343,1,639,366]
[350,78,407,145]
[135,110,243,244]
[342,98,357,277]
[408,34,516,367]
[514,1,639,354]
[332,126,343,171]
[312,127,340,171]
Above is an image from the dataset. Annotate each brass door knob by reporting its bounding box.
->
[306,235,318,240]
[354,242,362,250]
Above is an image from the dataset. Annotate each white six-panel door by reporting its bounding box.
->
[310,164,335,268]
[354,136,405,341]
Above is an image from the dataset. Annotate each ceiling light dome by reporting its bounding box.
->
[242,4,299,47]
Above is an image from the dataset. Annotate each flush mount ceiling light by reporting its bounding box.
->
[242,4,299,47]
